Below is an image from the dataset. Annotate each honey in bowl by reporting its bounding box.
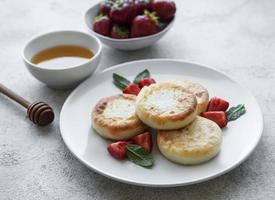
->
[31,45,94,69]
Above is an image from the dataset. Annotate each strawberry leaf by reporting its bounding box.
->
[94,13,105,22]
[113,73,131,90]
[133,69,150,84]
[144,10,160,27]
[115,25,129,38]
[226,104,246,122]
[126,144,154,168]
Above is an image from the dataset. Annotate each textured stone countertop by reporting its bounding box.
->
[1,0,275,199]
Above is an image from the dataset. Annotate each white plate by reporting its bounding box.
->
[60,59,263,187]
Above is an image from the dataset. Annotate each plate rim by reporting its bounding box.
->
[59,58,263,187]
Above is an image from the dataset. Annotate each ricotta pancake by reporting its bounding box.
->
[157,116,222,165]
[136,82,198,130]
[170,80,209,114]
[92,94,147,140]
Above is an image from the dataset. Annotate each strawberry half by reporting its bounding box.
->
[138,77,156,88]
[111,25,130,39]
[201,111,227,128]
[107,141,130,160]
[207,97,229,111]
[93,14,112,36]
[122,83,141,95]
[132,132,153,152]
[152,0,176,22]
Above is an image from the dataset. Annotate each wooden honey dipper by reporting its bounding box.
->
[0,83,54,126]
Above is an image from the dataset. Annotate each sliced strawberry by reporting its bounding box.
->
[132,132,153,152]
[201,111,227,128]
[122,83,141,95]
[107,141,129,160]
[207,97,229,111]
[138,77,156,88]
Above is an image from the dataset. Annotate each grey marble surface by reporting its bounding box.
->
[1,0,275,199]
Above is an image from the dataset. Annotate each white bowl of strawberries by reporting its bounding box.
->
[84,0,176,50]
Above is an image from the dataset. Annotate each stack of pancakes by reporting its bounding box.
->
[92,80,222,165]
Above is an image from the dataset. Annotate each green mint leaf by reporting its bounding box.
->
[113,73,131,90]
[126,144,154,168]
[133,69,150,85]
[226,104,246,122]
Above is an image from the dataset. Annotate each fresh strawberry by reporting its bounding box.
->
[201,111,228,128]
[130,10,159,38]
[132,132,153,152]
[122,83,141,95]
[110,0,137,25]
[107,141,130,160]
[99,0,115,15]
[111,25,130,39]
[93,14,112,36]
[207,97,229,111]
[152,0,176,22]
[138,77,156,88]
[135,0,152,14]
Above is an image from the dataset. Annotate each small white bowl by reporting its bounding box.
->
[23,30,102,89]
[84,3,175,51]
